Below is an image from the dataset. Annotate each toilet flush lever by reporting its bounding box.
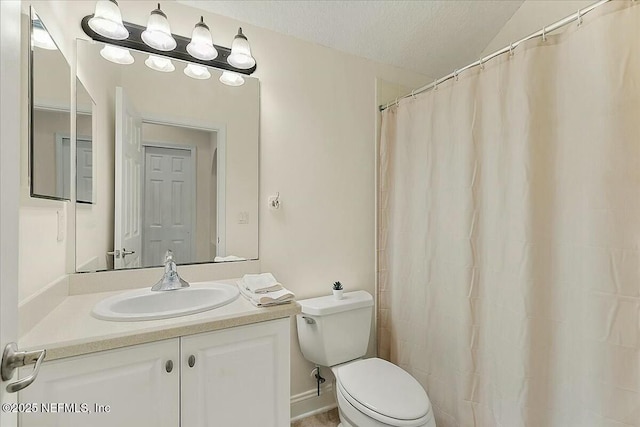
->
[302,316,315,325]
[1,343,46,393]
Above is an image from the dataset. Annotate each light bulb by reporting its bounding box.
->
[227,27,255,70]
[100,45,134,65]
[187,16,218,61]
[141,3,176,51]
[145,55,175,72]
[219,71,245,86]
[88,0,129,40]
[184,64,211,80]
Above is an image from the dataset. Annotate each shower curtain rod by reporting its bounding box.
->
[379,0,613,112]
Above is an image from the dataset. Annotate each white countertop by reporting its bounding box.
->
[20,279,300,361]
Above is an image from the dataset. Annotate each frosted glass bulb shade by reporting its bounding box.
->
[32,23,57,50]
[184,64,211,80]
[100,45,134,65]
[88,0,129,40]
[145,55,174,72]
[219,71,245,87]
[227,27,255,69]
[187,17,218,61]
[141,4,176,51]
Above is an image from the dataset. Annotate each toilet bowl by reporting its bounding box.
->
[332,358,435,427]
[296,291,436,427]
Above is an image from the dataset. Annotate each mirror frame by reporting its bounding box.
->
[29,6,72,202]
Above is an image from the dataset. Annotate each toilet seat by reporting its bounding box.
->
[334,358,432,427]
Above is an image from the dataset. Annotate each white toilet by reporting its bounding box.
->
[296,291,436,427]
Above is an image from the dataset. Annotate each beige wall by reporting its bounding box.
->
[20,0,429,405]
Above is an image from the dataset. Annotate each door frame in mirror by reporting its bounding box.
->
[111,110,227,270]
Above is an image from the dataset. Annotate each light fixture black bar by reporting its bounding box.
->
[81,15,257,75]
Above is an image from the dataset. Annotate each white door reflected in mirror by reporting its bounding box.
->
[75,39,259,272]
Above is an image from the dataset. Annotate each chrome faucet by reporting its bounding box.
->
[151,250,190,291]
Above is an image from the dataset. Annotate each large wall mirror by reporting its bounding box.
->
[30,8,71,201]
[75,39,259,272]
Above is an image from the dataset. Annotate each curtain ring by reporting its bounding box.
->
[433,79,438,90]
[542,26,547,42]
[509,43,515,57]
[411,90,416,99]
[479,57,485,70]
[577,9,583,26]
[395,97,399,107]
[453,70,459,81]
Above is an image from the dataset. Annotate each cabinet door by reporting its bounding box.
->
[19,339,180,427]
[181,318,290,427]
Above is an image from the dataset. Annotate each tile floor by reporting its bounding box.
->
[291,408,340,427]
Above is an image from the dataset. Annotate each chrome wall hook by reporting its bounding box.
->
[268,192,281,209]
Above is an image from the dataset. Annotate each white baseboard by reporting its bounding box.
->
[290,382,337,422]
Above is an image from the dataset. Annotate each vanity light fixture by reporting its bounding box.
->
[32,17,57,50]
[219,71,245,86]
[184,63,211,80]
[145,55,175,72]
[187,16,218,61]
[141,3,177,52]
[227,27,255,70]
[88,0,129,40]
[82,5,257,76]
[100,45,134,65]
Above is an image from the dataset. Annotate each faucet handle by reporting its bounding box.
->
[152,250,189,291]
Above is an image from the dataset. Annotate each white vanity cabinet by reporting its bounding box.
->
[18,318,290,427]
[18,339,180,427]
[181,318,290,427]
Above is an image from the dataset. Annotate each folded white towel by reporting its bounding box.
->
[241,273,283,293]
[214,255,246,262]
[237,281,295,307]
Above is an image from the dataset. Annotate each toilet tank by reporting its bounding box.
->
[296,291,373,367]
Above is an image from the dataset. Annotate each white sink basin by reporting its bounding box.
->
[91,282,240,321]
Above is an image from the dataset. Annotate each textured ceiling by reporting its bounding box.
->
[177,0,525,79]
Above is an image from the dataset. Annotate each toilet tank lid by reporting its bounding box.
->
[298,290,373,316]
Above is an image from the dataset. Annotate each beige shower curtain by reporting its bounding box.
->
[378,2,640,426]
